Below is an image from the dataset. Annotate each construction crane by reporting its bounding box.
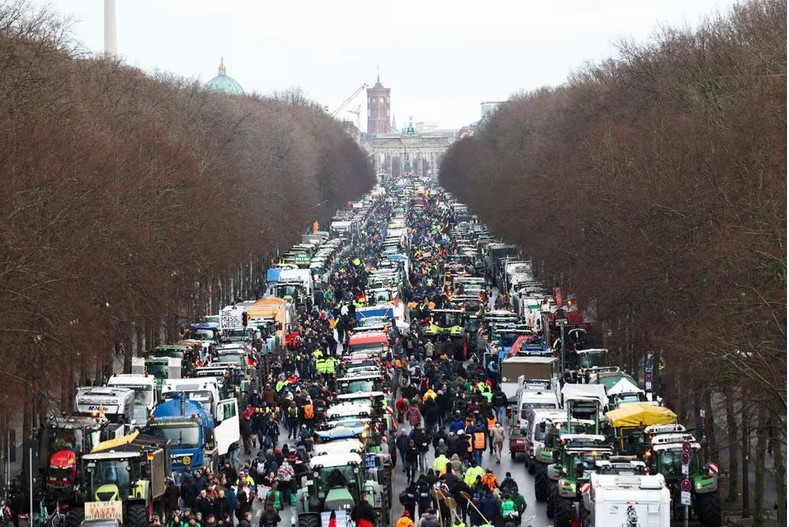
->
[346,104,361,130]
[330,84,367,118]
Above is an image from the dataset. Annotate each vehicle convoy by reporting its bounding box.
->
[145,390,236,474]
[295,453,389,527]
[65,431,171,527]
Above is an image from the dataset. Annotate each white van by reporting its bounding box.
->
[516,388,561,430]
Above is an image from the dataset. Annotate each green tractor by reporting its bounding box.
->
[66,431,171,527]
[646,424,722,526]
[295,452,389,527]
[532,417,595,504]
[421,309,464,338]
[549,434,614,527]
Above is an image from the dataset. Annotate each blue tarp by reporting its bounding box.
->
[266,268,281,283]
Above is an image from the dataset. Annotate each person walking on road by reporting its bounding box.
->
[489,422,505,463]
[350,493,377,527]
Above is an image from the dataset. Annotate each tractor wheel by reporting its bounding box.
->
[526,456,535,475]
[297,512,321,527]
[534,463,549,502]
[695,493,722,527]
[552,494,575,527]
[546,483,555,519]
[126,503,149,527]
[64,508,84,527]
[510,449,515,461]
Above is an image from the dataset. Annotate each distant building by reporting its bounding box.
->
[206,58,245,95]
[480,101,503,120]
[414,120,438,133]
[366,75,391,135]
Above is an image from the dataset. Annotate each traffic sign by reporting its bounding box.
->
[681,479,692,492]
[554,308,568,324]
[682,440,692,453]
[682,451,690,465]
[681,491,692,506]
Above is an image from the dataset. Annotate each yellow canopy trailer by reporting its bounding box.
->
[605,403,677,456]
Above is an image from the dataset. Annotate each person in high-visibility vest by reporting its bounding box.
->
[472,425,487,466]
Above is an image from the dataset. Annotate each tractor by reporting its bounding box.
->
[65,431,171,527]
[549,434,614,527]
[295,453,389,527]
[646,424,722,526]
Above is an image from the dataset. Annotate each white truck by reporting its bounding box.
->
[582,473,670,526]
[160,377,240,459]
[74,386,139,426]
[107,373,158,423]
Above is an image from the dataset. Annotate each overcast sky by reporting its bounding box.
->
[34,0,737,130]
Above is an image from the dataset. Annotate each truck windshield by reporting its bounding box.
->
[433,312,462,327]
[579,353,604,369]
[147,424,201,449]
[88,458,131,501]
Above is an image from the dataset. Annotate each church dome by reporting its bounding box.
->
[206,58,244,95]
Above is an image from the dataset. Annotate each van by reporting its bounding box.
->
[522,408,566,473]
[516,389,561,430]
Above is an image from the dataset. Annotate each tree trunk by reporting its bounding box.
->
[724,387,739,503]
[742,398,751,518]
[704,390,718,460]
[769,422,786,526]
[752,407,767,524]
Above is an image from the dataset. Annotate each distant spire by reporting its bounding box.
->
[219,56,226,76]
[376,65,380,84]
[391,113,397,132]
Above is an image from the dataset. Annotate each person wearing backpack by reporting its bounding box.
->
[418,509,439,527]
[302,400,316,429]
[500,494,518,524]
[407,402,422,428]
[286,403,299,440]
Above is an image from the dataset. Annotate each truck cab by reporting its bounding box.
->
[74,386,138,427]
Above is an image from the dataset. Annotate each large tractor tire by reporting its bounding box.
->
[64,508,84,527]
[526,455,535,475]
[695,493,722,527]
[297,512,321,527]
[533,463,549,502]
[546,483,555,519]
[125,504,149,527]
[552,494,575,527]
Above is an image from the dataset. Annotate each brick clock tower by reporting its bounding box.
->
[367,74,391,135]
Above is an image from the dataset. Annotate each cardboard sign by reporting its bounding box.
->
[85,501,123,521]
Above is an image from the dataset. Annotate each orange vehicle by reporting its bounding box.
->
[246,297,293,351]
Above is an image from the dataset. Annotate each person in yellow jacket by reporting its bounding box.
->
[433,453,450,475]
[463,459,485,486]
[422,388,437,402]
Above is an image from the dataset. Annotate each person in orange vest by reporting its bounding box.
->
[486,413,497,455]
[472,424,487,466]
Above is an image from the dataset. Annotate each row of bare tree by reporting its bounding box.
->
[0,3,373,435]
[441,0,785,520]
